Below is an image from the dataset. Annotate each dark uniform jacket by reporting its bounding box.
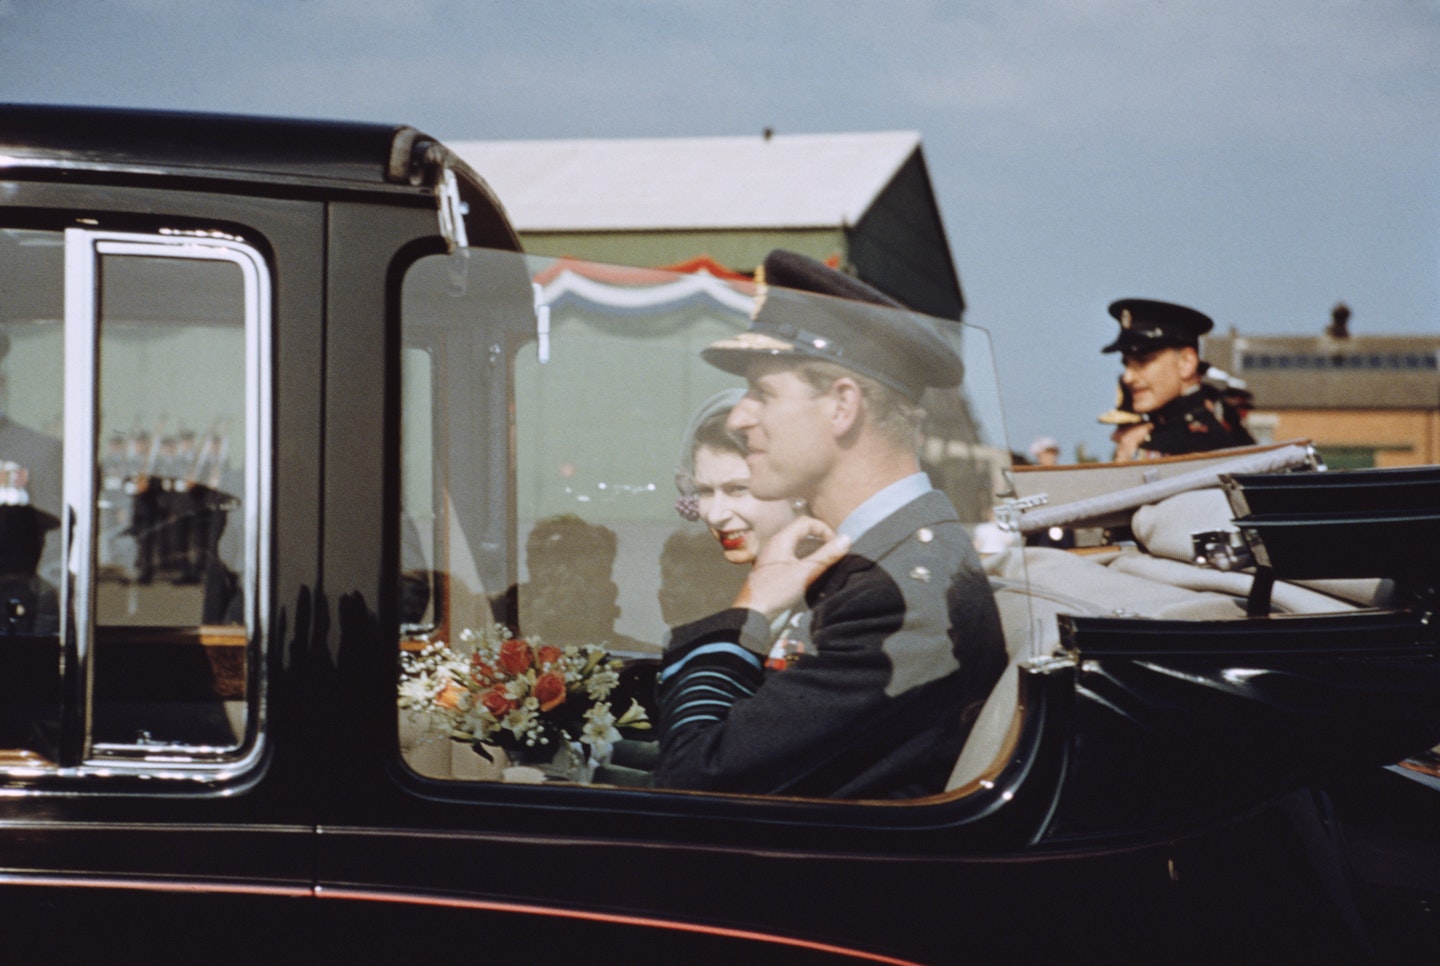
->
[1139,385,1255,457]
[0,417,63,586]
[655,489,1006,799]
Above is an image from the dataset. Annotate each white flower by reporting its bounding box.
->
[615,697,650,730]
[396,676,435,709]
[584,666,620,701]
[580,702,621,758]
[502,706,541,743]
[461,705,496,741]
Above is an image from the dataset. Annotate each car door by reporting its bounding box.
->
[0,185,326,958]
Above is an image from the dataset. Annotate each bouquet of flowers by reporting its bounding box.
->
[398,624,649,767]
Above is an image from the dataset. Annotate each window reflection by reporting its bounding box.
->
[398,250,1006,796]
[0,226,265,775]
[0,228,64,762]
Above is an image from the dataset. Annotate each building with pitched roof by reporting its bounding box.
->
[449,131,965,320]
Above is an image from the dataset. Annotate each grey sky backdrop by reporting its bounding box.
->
[2,0,1436,459]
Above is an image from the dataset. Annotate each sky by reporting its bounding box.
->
[2,0,1436,458]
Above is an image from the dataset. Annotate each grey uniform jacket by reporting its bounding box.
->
[655,490,1006,799]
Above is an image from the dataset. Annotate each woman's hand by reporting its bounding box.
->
[733,516,851,620]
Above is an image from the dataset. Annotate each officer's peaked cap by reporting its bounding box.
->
[1102,298,1213,355]
[702,250,963,401]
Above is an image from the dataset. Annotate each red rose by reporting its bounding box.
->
[499,638,532,676]
[536,645,563,667]
[481,686,515,717]
[533,671,567,712]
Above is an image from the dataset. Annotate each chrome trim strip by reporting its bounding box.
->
[62,228,99,768]
[0,872,309,898]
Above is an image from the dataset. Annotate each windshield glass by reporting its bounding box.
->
[398,248,1025,799]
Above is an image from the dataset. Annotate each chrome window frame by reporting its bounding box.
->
[32,228,274,782]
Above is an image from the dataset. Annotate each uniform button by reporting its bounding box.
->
[916,527,934,543]
[910,566,932,582]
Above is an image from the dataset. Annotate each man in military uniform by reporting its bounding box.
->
[655,250,1005,799]
[0,330,63,591]
[1103,298,1255,458]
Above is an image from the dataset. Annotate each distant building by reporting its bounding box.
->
[1203,305,1440,468]
[449,131,965,320]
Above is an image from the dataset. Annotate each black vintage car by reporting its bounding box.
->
[0,104,1436,964]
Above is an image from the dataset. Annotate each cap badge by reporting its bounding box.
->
[1120,309,1133,330]
[705,330,796,354]
[750,263,769,321]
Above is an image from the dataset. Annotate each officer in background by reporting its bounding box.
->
[1102,299,1254,458]
[0,330,64,591]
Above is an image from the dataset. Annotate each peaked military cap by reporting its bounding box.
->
[702,250,963,401]
[1102,298,1214,355]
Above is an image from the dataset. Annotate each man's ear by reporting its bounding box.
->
[828,376,863,438]
[1176,346,1200,382]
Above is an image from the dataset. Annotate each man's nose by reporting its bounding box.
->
[726,397,757,431]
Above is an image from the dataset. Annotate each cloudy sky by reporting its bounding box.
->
[2,0,1435,457]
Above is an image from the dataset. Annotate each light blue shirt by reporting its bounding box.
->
[836,472,933,543]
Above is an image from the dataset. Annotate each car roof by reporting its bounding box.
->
[0,103,522,249]
[2,104,421,186]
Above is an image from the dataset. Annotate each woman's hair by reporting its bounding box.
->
[675,388,747,511]
[677,408,745,524]
[690,406,745,459]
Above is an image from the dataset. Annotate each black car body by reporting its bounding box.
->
[0,104,1437,964]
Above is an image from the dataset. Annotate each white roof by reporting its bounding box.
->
[448,131,922,233]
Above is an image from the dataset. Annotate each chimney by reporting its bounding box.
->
[1325,302,1351,339]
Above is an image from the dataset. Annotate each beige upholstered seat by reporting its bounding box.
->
[948,488,1372,794]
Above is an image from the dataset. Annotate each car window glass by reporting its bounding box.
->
[0,226,266,776]
[397,249,1016,801]
[0,228,65,763]
[90,245,251,755]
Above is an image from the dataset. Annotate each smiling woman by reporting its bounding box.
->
[676,388,799,566]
